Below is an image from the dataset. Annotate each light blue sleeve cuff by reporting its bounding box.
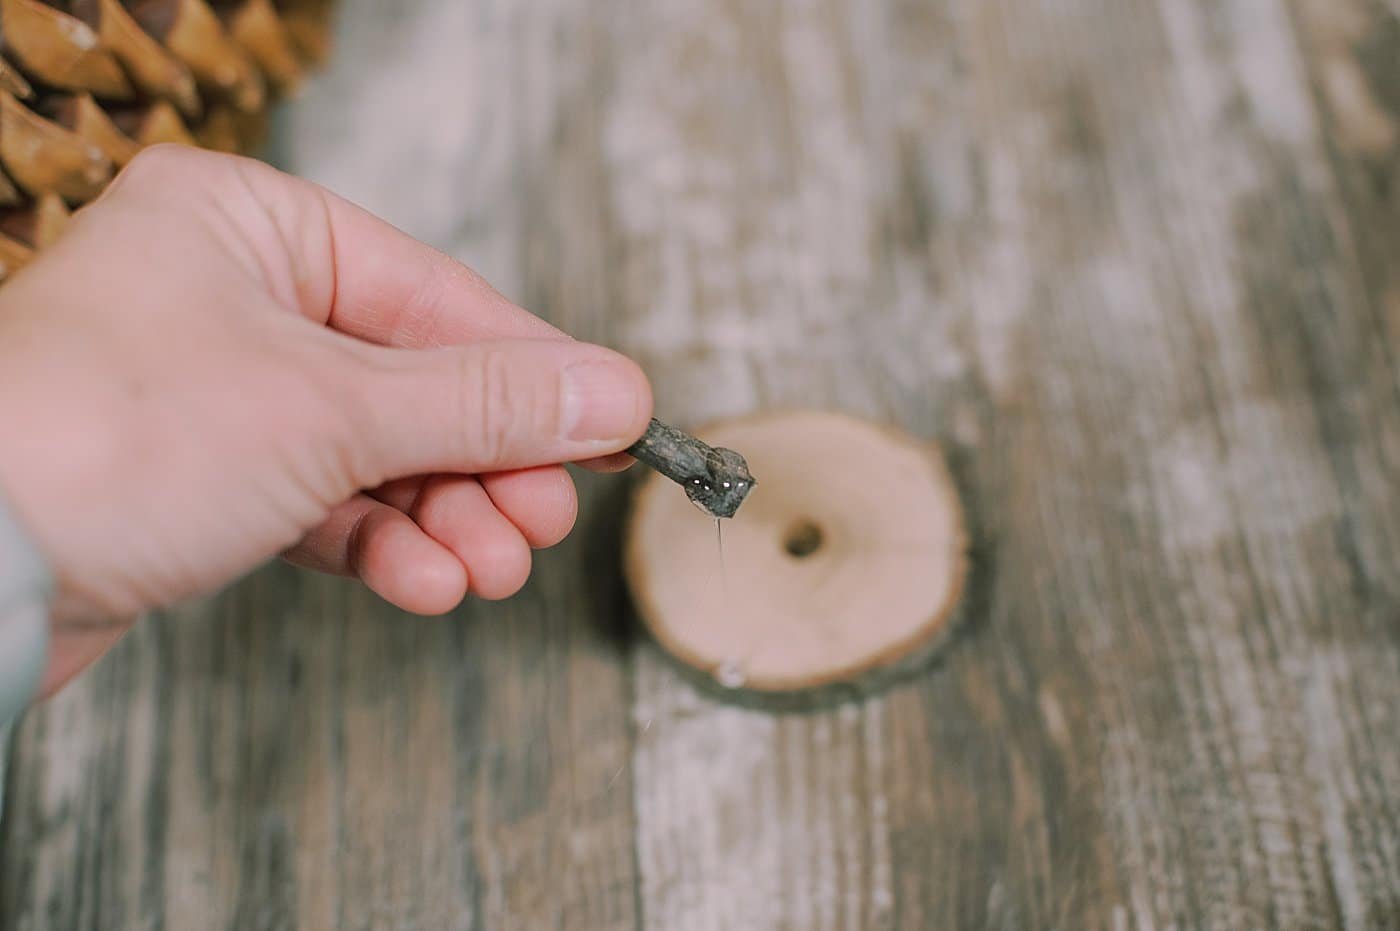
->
[0,490,50,728]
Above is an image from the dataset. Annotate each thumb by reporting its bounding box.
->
[354,337,653,480]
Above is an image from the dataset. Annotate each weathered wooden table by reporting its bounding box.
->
[4,0,1399,927]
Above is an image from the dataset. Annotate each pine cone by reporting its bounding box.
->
[0,0,336,281]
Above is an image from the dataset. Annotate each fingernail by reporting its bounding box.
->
[562,358,642,442]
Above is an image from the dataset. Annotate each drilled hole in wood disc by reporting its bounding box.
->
[623,410,968,694]
[782,519,824,558]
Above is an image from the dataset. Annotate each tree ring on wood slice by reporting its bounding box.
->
[623,409,968,701]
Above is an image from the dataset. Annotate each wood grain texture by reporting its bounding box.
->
[3,0,1400,928]
[3,3,640,929]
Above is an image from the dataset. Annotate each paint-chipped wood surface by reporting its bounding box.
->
[4,0,1400,927]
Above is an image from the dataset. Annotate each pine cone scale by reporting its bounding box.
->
[0,0,336,280]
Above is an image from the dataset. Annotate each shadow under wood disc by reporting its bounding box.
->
[623,410,968,697]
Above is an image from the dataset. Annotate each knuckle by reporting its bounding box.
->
[104,146,236,221]
[114,144,202,193]
[292,345,382,495]
[114,146,268,212]
[463,345,556,466]
[120,144,179,180]
[468,346,518,465]
[326,354,387,485]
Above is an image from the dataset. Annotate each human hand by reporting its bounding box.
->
[0,145,652,696]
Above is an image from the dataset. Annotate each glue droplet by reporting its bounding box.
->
[715,660,747,689]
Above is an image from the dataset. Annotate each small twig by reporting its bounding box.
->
[626,418,756,518]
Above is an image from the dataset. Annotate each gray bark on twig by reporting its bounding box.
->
[626,418,756,519]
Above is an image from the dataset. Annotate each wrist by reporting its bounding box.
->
[0,483,51,726]
[0,330,133,625]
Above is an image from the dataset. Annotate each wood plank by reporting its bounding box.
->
[1280,1,1400,927]
[2,0,1399,927]
[1,1,640,928]
[603,0,1400,928]
[604,2,917,927]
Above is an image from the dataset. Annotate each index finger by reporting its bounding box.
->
[259,164,643,476]
[316,199,568,348]
[161,148,569,348]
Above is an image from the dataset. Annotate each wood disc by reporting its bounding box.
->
[623,410,968,694]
